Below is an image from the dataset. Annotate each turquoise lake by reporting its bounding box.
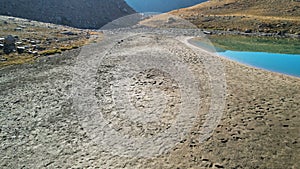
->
[218,51,300,78]
[190,39,300,78]
[125,0,206,12]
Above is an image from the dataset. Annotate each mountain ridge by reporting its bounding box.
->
[0,0,135,29]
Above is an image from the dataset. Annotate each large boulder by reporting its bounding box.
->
[0,0,136,29]
[3,35,16,54]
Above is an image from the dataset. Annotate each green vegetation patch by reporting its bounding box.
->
[208,35,300,54]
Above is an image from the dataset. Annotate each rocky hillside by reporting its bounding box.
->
[171,0,300,34]
[0,15,102,67]
[0,0,135,29]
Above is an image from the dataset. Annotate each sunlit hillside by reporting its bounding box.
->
[171,0,300,34]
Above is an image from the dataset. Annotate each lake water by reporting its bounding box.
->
[190,39,300,78]
[218,51,300,77]
[125,0,206,12]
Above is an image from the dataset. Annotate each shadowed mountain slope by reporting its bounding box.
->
[0,0,135,29]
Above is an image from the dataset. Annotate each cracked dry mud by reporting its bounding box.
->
[0,32,299,169]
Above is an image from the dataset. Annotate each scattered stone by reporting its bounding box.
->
[0,44,3,49]
[31,51,38,56]
[61,31,77,36]
[17,46,26,54]
[203,30,212,35]
[3,35,16,54]
[0,58,7,62]
[19,25,27,29]
[31,45,36,49]
[15,41,22,45]
[30,40,36,45]
[86,32,91,39]
[245,29,252,33]
[14,27,22,31]
[0,37,4,42]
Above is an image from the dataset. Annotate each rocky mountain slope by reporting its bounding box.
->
[0,0,135,29]
[171,0,300,34]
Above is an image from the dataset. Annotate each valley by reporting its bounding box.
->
[0,1,299,168]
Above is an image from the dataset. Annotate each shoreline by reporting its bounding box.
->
[185,37,300,80]
[202,29,300,39]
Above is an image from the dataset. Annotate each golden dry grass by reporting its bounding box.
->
[170,0,300,33]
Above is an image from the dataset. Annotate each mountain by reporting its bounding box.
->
[170,0,300,34]
[0,0,135,29]
[125,0,207,12]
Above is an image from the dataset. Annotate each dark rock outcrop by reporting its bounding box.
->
[0,0,136,29]
[3,35,16,54]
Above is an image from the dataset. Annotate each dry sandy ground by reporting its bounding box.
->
[0,30,299,169]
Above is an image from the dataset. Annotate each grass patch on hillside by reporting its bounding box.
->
[39,49,62,56]
[0,53,35,67]
[208,35,300,54]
